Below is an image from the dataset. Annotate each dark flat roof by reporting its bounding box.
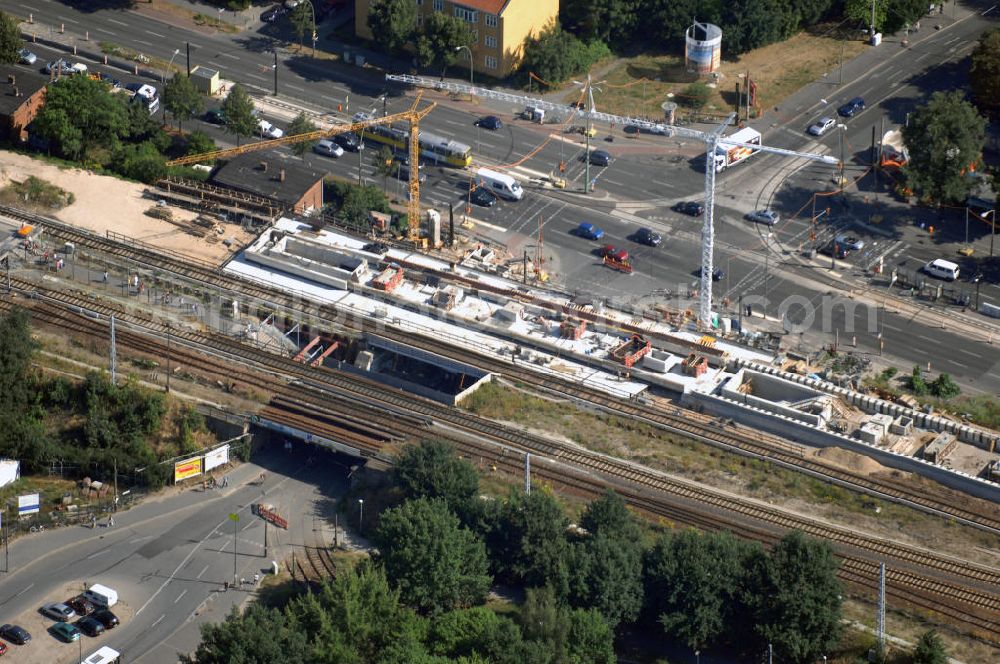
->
[0,69,49,116]
[211,153,324,207]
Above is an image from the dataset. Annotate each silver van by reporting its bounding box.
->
[923,258,959,281]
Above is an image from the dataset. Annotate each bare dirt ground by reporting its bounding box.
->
[0,151,254,266]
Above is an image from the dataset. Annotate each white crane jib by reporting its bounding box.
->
[385,74,839,329]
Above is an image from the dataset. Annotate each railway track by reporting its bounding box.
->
[16,206,998,538]
[4,220,1000,640]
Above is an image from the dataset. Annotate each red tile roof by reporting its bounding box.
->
[451,0,508,15]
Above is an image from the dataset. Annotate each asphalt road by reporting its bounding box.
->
[6,0,1000,390]
[0,445,351,663]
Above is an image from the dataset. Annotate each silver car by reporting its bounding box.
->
[18,49,37,65]
[808,117,836,136]
[836,234,864,250]
[746,209,780,226]
[313,139,344,158]
[40,602,77,622]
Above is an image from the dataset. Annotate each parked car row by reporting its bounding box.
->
[3,584,121,648]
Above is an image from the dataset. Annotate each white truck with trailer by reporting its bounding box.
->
[714,127,761,172]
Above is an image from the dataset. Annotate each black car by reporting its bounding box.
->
[469,187,498,208]
[701,266,725,281]
[334,132,363,152]
[673,201,704,216]
[261,3,287,21]
[588,150,613,166]
[204,108,225,124]
[90,608,119,630]
[0,623,30,645]
[97,73,121,89]
[634,227,661,246]
[362,242,389,255]
[75,616,105,637]
[475,115,503,130]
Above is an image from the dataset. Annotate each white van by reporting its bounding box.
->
[476,168,523,201]
[924,258,959,281]
[82,646,121,664]
[83,583,119,608]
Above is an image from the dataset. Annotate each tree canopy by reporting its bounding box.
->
[903,90,987,204]
[163,73,204,132]
[34,75,130,161]
[367,0,417,54]
[488,488,570,593]
[415,13,472,71]
[374,497,491,613]
[287,112,318,157]
[186,603,311,664]
[971,28,1000,117]
[519,22,611,84]
[290,2,315,48]
[220,84,258,147]
[394,440,480,514]
[0,10,22,64]
[912,629,949,664]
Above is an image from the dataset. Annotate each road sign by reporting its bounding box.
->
[228,513,239,523]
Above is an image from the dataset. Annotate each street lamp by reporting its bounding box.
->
[983,209,997,257]
[454,45,473,85]
[836,123,847,189]
[357,498,364,532]
[695,650,700,664]
[300,0,317,57]
[162,48,181,84]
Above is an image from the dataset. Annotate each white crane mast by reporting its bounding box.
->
[387,74,839,328]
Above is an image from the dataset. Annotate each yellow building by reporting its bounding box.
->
[355,0,558,78]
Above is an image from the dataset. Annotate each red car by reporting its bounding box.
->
[599,245,629,262]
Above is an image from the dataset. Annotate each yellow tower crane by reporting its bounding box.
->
[166,93,436,240]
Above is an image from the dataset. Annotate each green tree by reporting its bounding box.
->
[415,13,472,72]
[490,488,570,594]
[0,308,35,413]
[929,373,961,399]
[721,0,783,55]
[185,130,217,160]
[114,140,168,183]
[568,608,615,664]
[374,145,396,194]
[287,112,318,157]
[34,75,130,161]
[394,440,480,515]
[332,182,391,228]
[645,0,708,49]
[845,0,887,32]
[519,22,612,84]
[518,586,569,662]
[560,0,638,46]
[220,84,258,147]
[745,531,843,663]
[290,2,315,49]
[184,603,310,664]
[163,73,204,132]
[375,498,491,613]
[568,532,643,628]
[0,10,22,64]
[884,0,929,34]
[902,90,987,204]
[645,530,760,651]
[287,563,425,662]
[970,28,1000,116]
[429,606,528,663]
[367,0,417,54]
[912,629,948,664]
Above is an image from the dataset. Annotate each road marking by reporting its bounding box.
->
[13,583,34,598]
[135,40,152,47]
[151,614,165,628]
[58,15,79,24]
[94,27,117,36]
[983,3,997,15]
[286,84,305,92]
[196,564,210,579]
[20,5,41,13]
[246,72,266,81]
[957,348,979,357]
[916,334,936,343]
[146,30,166,38]
[241,521,255,532]
[128,535,155,544]
[107,18,129,26]
[174,589,187,604]
[219,52,240,60]
[86,549,111,560]
[463,216,507,232]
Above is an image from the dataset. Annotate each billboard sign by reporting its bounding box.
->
[18,493,40,515]
[174,458,203,483]
[204,445,229,472]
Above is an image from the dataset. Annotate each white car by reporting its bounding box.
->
[44,59,68,74]
[836,234,865,250]
[313,139,344,158]
[808,117,836,136]
[746,209,780,226]
[68,62,89,75]
[258,120,284,139]
[18,49,37,65]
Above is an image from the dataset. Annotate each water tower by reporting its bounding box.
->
[685,21,722,74]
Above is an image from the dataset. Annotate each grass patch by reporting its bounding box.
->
[0,175,74,211]
[558,27,868,120]
[192,13,240,33]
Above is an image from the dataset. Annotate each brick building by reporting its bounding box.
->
[0,69,49,142]
[211,154,325,213]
